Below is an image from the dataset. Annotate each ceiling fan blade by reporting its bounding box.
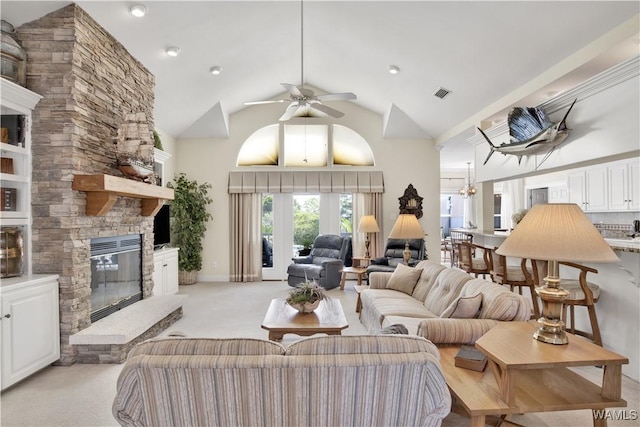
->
[279,103,303,121]
[309,103,344,118]
[244,99,287,106]
[315,92,357,102]
[281,83,303,98]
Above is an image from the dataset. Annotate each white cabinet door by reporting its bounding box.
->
[629,161,640,211]
[1,276,60,390]
[608,163,628,211]
[585,167,607,211]
[152,248,179,296]
[164,249,179,295]
[152,254,164,296]
[568,171,586,209]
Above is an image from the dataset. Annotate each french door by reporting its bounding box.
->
[262,193,352,280]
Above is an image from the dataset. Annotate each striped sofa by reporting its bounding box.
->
[360,261,531,344]
[113,335,452,427]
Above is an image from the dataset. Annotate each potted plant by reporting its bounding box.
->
[167,173,213,285]
[286,281,326,313]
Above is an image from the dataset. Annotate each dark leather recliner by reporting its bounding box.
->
[366,238,425,275]
[287,234,352,289]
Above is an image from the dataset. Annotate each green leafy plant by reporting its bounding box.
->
[286,281,326,305]
[167,173,213,272]
[153,130,164,151]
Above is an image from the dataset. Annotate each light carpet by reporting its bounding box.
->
[1,280,638,427]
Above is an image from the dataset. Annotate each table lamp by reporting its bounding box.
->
[496,203,619,344]
[389,214,424,265]
[358,215,379,259]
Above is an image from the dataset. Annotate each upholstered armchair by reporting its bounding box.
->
[287,234,352,289]
[366,238,425,275]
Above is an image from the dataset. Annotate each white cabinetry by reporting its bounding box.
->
[568,166,608,212]
[152,247,179,296]
[1,79,42,276]
[608,159,640,211]
[1,275,60,390]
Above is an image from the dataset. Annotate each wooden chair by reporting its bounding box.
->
[440,227,451,265]
[457,241,490,278]
[448,231,473,267]
[488,248,541,319]
[559,262,602,346]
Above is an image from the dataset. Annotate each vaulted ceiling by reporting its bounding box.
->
[2,1,638,170]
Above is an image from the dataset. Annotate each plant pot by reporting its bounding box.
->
[288,299,321,313]
[178,269,197,285]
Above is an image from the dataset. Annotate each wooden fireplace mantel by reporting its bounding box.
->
[72,174,174,216]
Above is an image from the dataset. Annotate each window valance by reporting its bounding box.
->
[228,171,384,194]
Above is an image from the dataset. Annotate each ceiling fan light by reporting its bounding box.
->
[209,66,223,75]
[388,65,400,74]
[129,4,147,17]
[165,46,181,57]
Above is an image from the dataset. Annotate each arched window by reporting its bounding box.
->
[236,123,374,167]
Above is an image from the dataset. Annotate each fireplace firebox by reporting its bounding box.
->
[90,235,142,322]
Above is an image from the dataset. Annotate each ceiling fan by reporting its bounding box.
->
[244,0,356,121]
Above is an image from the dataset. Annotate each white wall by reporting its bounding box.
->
[173,99,440,281]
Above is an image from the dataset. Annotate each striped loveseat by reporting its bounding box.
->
[360,260,531,345]
[113,335,452,427]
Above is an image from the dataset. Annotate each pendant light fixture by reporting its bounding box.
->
[459,162,477,198]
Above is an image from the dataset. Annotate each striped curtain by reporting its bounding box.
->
[229,193,262,282]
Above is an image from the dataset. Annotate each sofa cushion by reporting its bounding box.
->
[286,334,439,357]
[423,268,473,316]
[460,278,530,321]
[128,337,286,358]
[361,290,435,319]
[440,293,482,318]
[411,261,447,302]
[385,263,423,295]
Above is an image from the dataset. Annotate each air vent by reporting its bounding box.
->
[434,87,451,99]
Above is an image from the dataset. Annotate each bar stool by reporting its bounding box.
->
[449,231,473,267]
[488,248,541,319]
[559,262,602,346]
[457,241,490,278]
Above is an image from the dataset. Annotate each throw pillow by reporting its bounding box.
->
[379,324,409,335]
[385,263,423,295]
[440,293,482,318]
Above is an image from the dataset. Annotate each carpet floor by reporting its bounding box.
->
[1,280,638,426]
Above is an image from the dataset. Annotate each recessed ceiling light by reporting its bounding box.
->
[388,65,400,75]
[209,66,223,75]
[129,4,147,18]
[165,46,181,57]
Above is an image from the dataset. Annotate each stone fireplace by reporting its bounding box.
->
[15,4,173,365]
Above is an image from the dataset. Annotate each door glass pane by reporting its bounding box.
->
[340,193,353,239]
[262,194,273,267]
[293,194,319,256]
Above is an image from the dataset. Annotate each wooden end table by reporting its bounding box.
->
[261,298,348,342]
[439,322,628,427]
[339,266,367,290]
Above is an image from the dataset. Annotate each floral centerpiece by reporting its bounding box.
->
[286,281,326,313]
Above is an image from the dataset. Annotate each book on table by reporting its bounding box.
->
[455,345,488,372]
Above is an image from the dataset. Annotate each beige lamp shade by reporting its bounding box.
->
[389,214,424,240]
[496,203,619,263]
[358,215,380,233]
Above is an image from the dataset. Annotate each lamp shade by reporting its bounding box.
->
[358,215,380,233]
[496,203,619,263]
[389,214,424,240]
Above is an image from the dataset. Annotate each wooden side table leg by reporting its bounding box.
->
[470,414,486,427]
[357,273,362,286]
[356,293,362,313]
[601,364,622,400]
[592,409,608,427]
[339,271,347,290]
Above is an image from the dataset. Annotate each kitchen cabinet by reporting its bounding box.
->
[608,159,640,211]
[1,275,60,390]
[152,247,179,296]
[568,166,608,212]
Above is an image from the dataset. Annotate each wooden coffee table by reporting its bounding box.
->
[339,266,367,290]
[439,322,628,427]
[261,298,348,342]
